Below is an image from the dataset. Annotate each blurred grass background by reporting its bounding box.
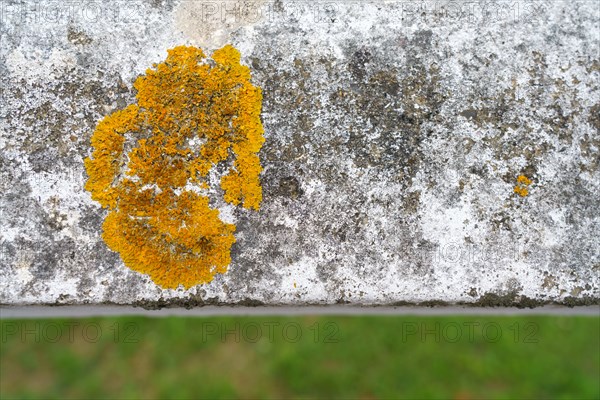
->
[1,315,598,399]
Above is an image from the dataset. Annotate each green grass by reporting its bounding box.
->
[1,315,598,399]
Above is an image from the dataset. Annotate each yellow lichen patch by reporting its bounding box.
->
[514,175,532,197]
[514,186,529,197]
[84,45,264,289]
[516,175,532,186]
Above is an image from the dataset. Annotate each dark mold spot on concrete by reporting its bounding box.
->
[132,296,265,310]
[67,27,93,46]
[348,48,372,82]
[588,103,600,130]
[276,176,303,199]
[470,292,544,309]
[149,0,175,11]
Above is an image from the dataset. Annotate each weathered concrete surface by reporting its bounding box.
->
[1,0,599,307]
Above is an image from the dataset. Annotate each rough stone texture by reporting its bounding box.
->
[1,0,599,306]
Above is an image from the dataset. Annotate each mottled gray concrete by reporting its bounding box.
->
[1,1,599,307]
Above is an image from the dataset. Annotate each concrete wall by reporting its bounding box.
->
[1,0,598,307]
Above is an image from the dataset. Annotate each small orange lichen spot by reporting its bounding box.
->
[513,186,529,197]
[516,175,532,186]
[514,175,532,197]
[84,45,264,289]
[293,282,297,288]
